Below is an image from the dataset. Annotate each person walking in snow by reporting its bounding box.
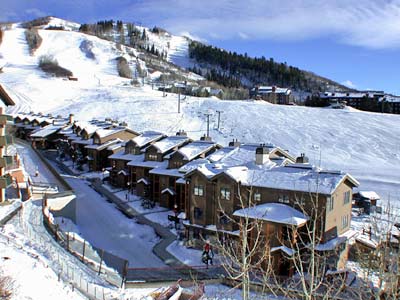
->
[202,240,214,268]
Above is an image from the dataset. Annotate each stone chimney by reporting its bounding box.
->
[296,153,309,164]
[200,134,212,142]
[176,130,187,136]
[255,144,269,165]
[228,139,240,147]
[69,113,74,124]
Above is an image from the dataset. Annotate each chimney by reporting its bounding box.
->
[200,134,212,142]
[69,113,74,124]
[176,130,187,136]
[228,139,240,147]
[296,153,309,164]
[255,144,269,165]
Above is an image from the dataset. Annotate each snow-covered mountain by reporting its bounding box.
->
[0,18,399,203]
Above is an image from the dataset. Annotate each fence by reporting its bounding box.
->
[1,206,119,300]
[42,203,125,288]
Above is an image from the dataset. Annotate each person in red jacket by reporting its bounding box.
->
[202,240,214,267]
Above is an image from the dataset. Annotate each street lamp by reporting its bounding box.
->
[126,181,131,201]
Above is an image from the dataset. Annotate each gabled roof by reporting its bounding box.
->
[30,124,66,138]
[176,141,218,161]
[130,131,165,148]
[0,83,16,106]
[151,135,190,154]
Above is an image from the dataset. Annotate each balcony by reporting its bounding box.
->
[0,114,13,126]
[0,156,13,168]
[0,174,13,189]
[0,135,13,147]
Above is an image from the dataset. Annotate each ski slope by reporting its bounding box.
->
[0,23,399,204]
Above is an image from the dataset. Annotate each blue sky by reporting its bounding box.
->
[1,0,400,94]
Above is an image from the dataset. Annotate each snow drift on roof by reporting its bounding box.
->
[233,203,308,226]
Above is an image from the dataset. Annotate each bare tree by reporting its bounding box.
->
[211,185,273,300]
[0,270,14,300]
[352,198,400,300]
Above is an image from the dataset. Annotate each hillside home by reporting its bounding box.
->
[108,131,165,188]
[250,86,294,104]
[14,113,55,139]
[30,114,75,149]
[127,131,190,199]
[149,139,221,210]
[183,144,359,276]
[0,83,15,202]
[85,127,139,171]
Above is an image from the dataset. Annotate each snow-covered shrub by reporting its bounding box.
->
[25,29,42,54]
[38,55,73,77]
[116,56,132,79]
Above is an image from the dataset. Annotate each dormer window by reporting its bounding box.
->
[148,153,157,161]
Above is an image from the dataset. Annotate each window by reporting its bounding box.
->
[173,161,184,168]
[219,212,229,224]
[220,188,231,200]
[344,191,351,205]
[194,185,204,196]
[254,192,261,202]
[341,214,349,229]
[278,195,290,204]
[194,207,203,219]
[148,153,158,161]
[327,196,334,212]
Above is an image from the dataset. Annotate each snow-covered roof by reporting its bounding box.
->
[256,86,291,95]
[71,138,93,145]
[233,203,309,226]
[30,124,65,138]
[109,151,141,161]
[227,165,358,195]
[358,191,380,200]
[131,131,164,147]
[149,162,182,177]
[94,128,125,139]
[137,178,150,185]
[315,230,358,251]
[319,91,383,99]
[85,138,122,151]
[161,188,175,195]
[176,141,217,161]
[271,246,294,256]
[152,136,189,154]
[187,143,357,195]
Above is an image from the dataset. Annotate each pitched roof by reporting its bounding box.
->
[152,136,189,154]
[131,131,165,148]
[0,83,16,106]
[176,141,217,161]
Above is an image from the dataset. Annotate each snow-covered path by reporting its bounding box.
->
[65,176,165,268]
[16,141,165,267]
[15,141,63,188]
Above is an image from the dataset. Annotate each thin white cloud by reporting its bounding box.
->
[342,80,357,89]
[118,0,400,49]
[25,8,48,18]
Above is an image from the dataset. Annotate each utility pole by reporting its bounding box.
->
[216,110,223,130]
[204,113,212,138]
[178,91,181,113]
